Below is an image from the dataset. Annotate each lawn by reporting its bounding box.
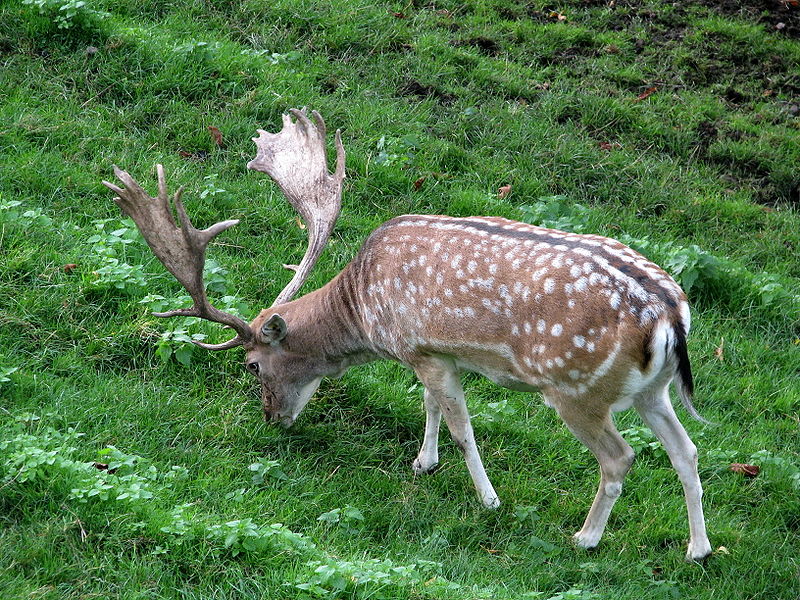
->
[1,0,799,598]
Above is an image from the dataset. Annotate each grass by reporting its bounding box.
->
[1,0,799,598]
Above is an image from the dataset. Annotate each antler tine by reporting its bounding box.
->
[247,109,346,306]
[102,165,253,349]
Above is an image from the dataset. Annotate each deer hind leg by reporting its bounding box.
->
[635,385,712,561]
[550,396,635,549]
[412,388,441,475]
[413,357,500,508]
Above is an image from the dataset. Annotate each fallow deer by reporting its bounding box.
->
[102,109,712,561]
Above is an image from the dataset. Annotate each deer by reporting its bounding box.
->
[102,108,712,561]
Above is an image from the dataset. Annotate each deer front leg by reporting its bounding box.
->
[413,389,441,475]
[413,357,500,509]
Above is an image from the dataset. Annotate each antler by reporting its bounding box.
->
[247,108,345,306]
[102,165,253,350]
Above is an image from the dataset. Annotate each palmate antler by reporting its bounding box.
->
[102,165,254,350]
[247,108,345,306]
[102,108,344,350]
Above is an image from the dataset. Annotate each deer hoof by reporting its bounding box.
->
[412,458,439,475]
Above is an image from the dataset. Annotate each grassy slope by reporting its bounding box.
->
[1,0,799,598]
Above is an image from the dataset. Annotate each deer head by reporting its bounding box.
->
[103,109,345,425]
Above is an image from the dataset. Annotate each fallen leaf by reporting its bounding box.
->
[294,216,306,230]
[282,264,299,272]
[634,86,658,102]
[776,22,786,31]
[714,338,724,361]
[208,126,224,147]
[92,462,117,474]
[391,11,406,18]
[763,89,774,97]
[413,176,426,191]
[62,263,78,273]
[598,141,619,151]
[178,150,209,161]
[730,463,760,478]
[716,546,730,555]
[549,11,567,21]
[498,184,512,199]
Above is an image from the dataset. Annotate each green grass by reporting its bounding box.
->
[1,0,799,598]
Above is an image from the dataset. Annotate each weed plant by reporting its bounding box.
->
[1,0,799,598]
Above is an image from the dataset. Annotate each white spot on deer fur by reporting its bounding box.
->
[551,323,563,336]
[524,322,532,334]
[537,319,546,334]
[419,255,427,265]
[464,306,476,317]
[544,278,556,294]
[586,341,596,352]
[512,324,520,336]
[564,283,574,294]
[512,258,523,269]
[532,268,548,281]
[425,266,433,277]
[394,277,402,290]
[433,242,442,253]
[499,284,513,306]
[565,350,573,359]
[482,298,500,314]
[534,253,553,266]
[570,265,581,278]
[489,264,498,275]
[436,273,444,285]
[567,299,576,308]
[575,277,588,292]
[551,254,564,268]
[470,277,494,291]
[546,359,554,369]
[444,288,453,298]
[569,369,580,380]
[554,356,565,368]
[456,269,465,278]
[522,286,531,301]
[573,335,585,348]
[610,291,621,309]
[407,282,417,294]
[468,260,477,273]
[451,255,462,269]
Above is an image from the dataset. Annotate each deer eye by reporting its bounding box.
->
[246,362,260,374]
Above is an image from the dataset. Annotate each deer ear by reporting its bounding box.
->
[260,314,287,344]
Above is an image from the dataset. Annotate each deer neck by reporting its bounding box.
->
[272,268,375,375]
